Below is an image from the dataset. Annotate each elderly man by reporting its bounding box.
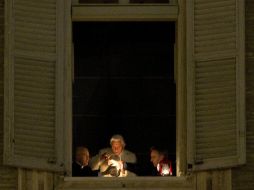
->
[72,146,97,176]
[90,134,137,177]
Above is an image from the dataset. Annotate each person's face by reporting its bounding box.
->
[111,141,123,156]
[150,150,164,167]
[76,149,89,166]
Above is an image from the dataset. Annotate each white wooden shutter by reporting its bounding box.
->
[187,0,245,170]
[4,0,66,171]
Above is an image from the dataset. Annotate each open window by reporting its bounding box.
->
[3,0,246,188]
[72,21,176,176]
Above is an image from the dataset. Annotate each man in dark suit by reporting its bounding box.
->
[72,146,97,176]
[150,146,173,176]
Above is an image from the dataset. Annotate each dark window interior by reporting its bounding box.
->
[72,22,176,176]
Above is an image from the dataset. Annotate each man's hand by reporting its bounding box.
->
[100,152,110,161]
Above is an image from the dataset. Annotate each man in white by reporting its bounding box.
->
[90,134,137,177]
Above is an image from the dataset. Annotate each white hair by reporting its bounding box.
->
[110,134,126,148]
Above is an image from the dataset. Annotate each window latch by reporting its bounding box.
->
[47,158,56,164]
[195,160,204,165]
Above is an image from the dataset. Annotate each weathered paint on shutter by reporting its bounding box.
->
[0,0,17,189]
[4,0,65,171]
[232,1,254,189]
[187,0,245,170]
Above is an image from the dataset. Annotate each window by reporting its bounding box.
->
[3,0,245,189]
[72,21,176,176]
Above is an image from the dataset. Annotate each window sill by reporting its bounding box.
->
[58,176,193,189]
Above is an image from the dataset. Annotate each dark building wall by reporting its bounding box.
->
[232,1,254,190]
[0,0,17,189]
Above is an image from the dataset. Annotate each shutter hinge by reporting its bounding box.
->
[195,160,204,165]
[187,164,193,170]
[47,158,57,164]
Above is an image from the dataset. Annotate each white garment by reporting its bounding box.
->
[89,147,137,177]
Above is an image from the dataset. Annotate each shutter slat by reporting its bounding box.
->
[15,112,54,122]
[15,118,54,127]
[15,106,55,116]
[15,21,56,33]
[196,128,236,137]
[195,3,235,14]
[14,10,55,21]
[15,91,54,99]
[14,146,54,157]
[15,34,56,47]
[195,75,236,83]
[196,86,235,95]
[15,80,55,90]
[14,51,56,62]
[15,1,56,14]
[15,25,55,38]
[196,118,235,126]
[15,134,54,143]
[196,80,235,89]
[197,145,236,153]
[15,31,56,42]
[14,150,54,158]
[15,128,54,137]
[195,9,235,20]
[196,151,236,161]
[14,95,54,105]
[14,0,56,9]
[197,107,236,116]
[196,91,235,100]
[14,85,54,96]
[15,77,55,88]
[197,140,236,150]
[195,29,235,40]
[15,57,55,71]
[196,123,235,132]
[14,123,54,133]
[195,44,236,54]
[14,13,56,27]
[15,43,56,54]
[197,101,235,111]
[15,101,54,110]
[196,113,236,123]
[195,33,235,43]
[194,0,233,8]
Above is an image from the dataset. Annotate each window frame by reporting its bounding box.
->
[63,0,189,186]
